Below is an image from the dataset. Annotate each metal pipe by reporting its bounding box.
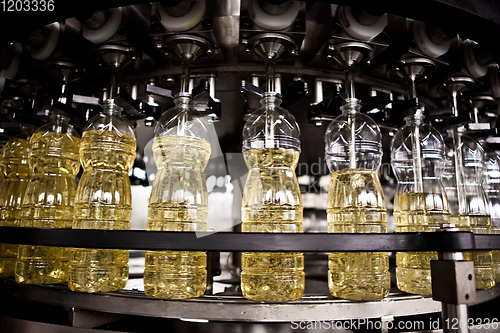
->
[345,70,355,100]
[408,76,417,100]
[266,61,276,93]
[452,90,459,117]
[131,84,138,100]
[315,79,323,104]
[180,60,191,94]
[109,71,118,100]
[208,75,216,98]
[439,250,469,333]
[442,304,469,333]
[148,79,156,106]
[251,75,260,89]
[275,74,282,95]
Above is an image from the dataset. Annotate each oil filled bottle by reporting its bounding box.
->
[325,98,390,301]
[144,90,211,299]
[69,100,136,293]
[0,128,32,277]
[442,126,495,289]
[391,109,449,295]
[16,112,80,284]
[484,148,500,283]
[240,59,303,303]
[240,89,304,303]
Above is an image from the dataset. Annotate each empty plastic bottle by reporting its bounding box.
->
[442,126,495,289]
[325,98,390,301]
[16,112,80,285]
[144,93,211,299]
[241,92,304,303]
[391,109,450,295]
[69,100,136,293]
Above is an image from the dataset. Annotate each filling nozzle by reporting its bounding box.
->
[264,59,277,148]
[176,60,194,137]
[265,58,277,95]
[343,69,358,169]
[180,59,192,95]
[410,109,424,193]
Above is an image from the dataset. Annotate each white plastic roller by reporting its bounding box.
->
[82,7,123,44]
[0,42,22,95]
[464,39,488,78]
[412,21,451,58]
[248,0,300,31]
[30,22,61,61]
[158,0,206,32]
[338,5,387,41]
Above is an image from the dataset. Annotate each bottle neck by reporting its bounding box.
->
[404,109,425,126]
[340,98,361,115]
[174,93,193,111]
[260,92,282,109]
[102,99,123,116]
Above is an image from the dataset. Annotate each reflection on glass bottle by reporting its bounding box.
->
[391,110,449,295]
[443,127,495,289]
[241,93,304,303]
[0,131,32,277]
[69,100,136,293]
[325,98,390,301]
[484,148,500,283]
[144,93,210,299]
[16,113,80,285]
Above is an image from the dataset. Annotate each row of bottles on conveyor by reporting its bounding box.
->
[1,63,500,304]
[0,74,137,292]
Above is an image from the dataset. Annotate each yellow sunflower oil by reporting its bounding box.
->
[144,135,210,299]
[69,115,136,293]
[241,147,304,303]
[16,115,80,285]
[450,214,495,289]
[0,138,31,277]
[394,192,449,294]
[327,168,390,301]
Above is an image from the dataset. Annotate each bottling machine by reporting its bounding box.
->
[1,0,500,332]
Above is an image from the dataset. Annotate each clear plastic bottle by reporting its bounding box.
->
[442,127,495,289]
[324,98,390,301]
[144,93,211,299]
[241,92,304,303]
[69,100,136,293]
[484,148,500,283]
[0,132,31,277]
[16,113,80,285]
[390,110,450,295]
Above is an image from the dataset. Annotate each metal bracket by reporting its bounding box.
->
[192,79,221,121]
[430,260,476,304]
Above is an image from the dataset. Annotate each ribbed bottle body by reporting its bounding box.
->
[16,130,80,285]
[69,129,136,293]
[394,192,449,294]
[144,135,210,299]
[391,115,449,295]
[327,168,389,300]
[443,130,495,289]
[0,138,30,277]
[325,99,389,300]
[241,148,304,303]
